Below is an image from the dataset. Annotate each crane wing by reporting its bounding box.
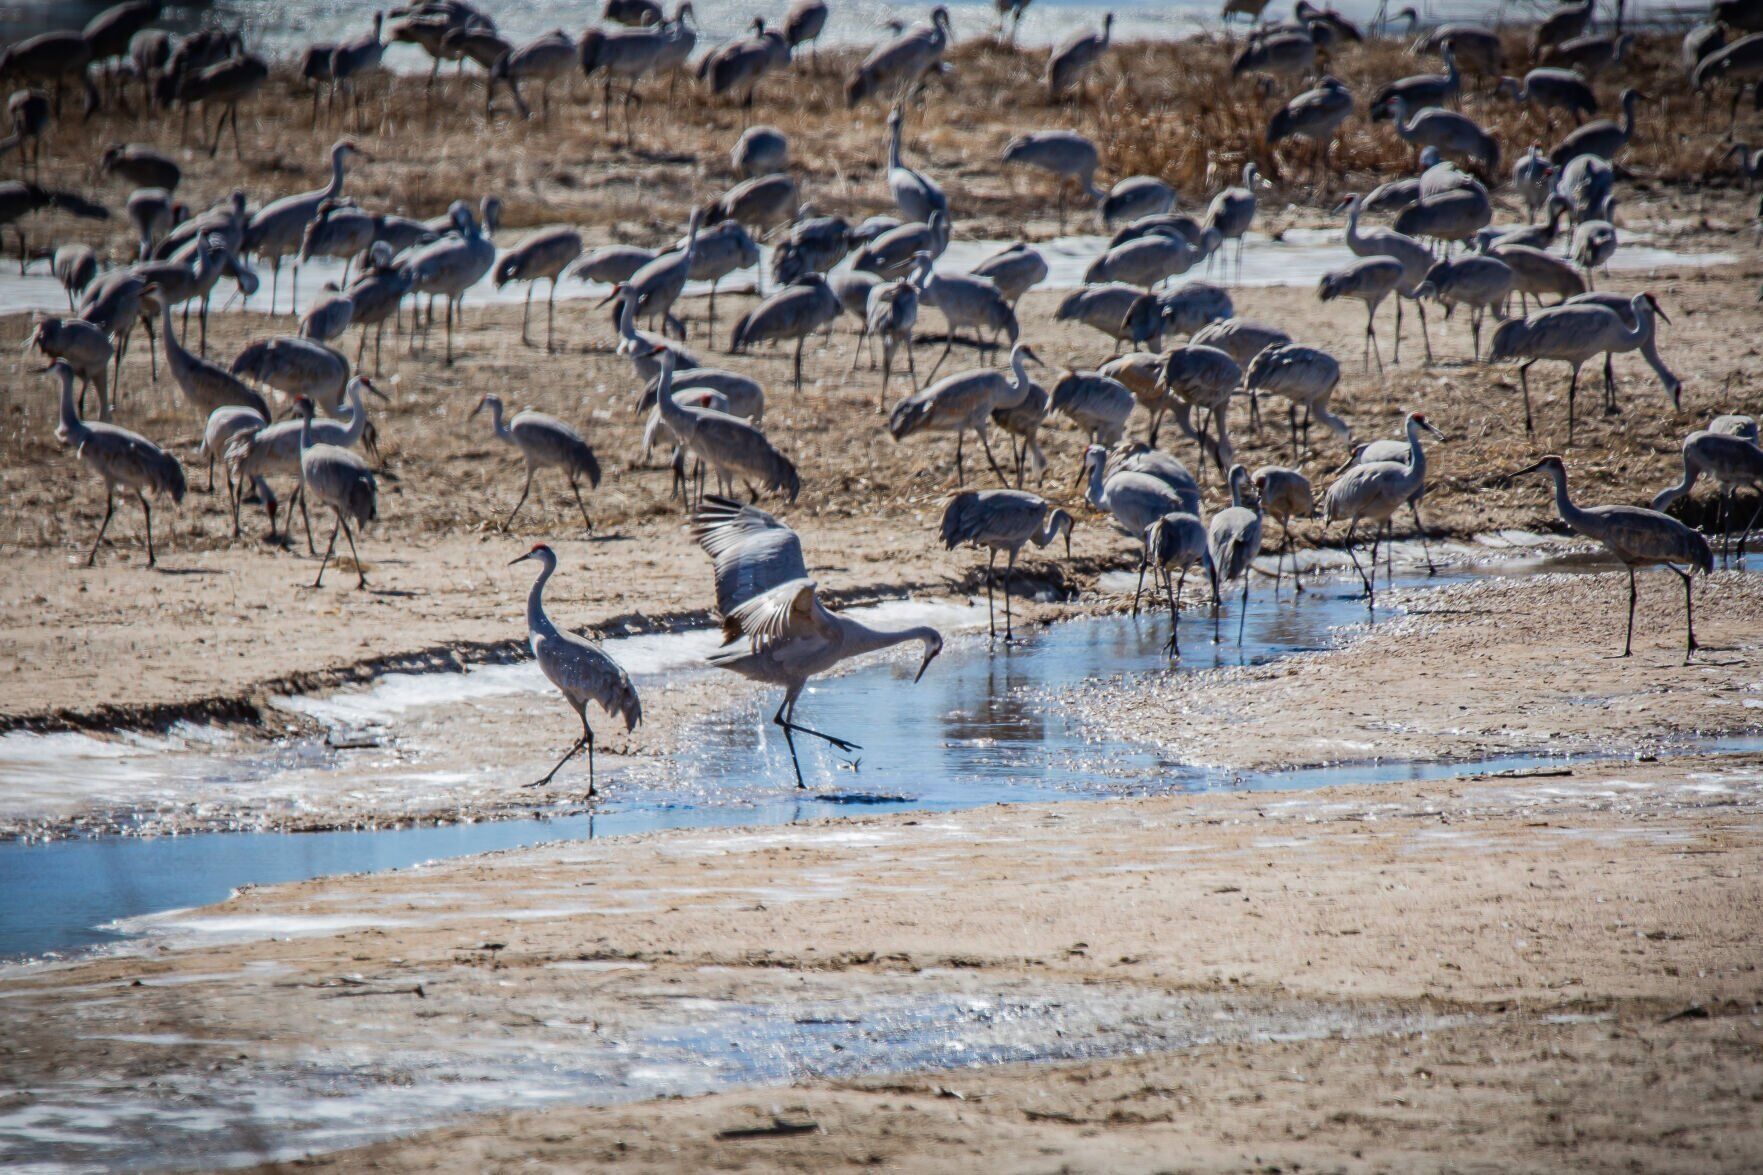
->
[691,494,810,617]
[720,576,834,650]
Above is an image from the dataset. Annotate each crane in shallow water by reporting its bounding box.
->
[510,543,643,797]
[940,488,1073,640]
[691,495,943,788]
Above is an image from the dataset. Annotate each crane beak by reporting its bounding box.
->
[507,551,535,566]
[468,396,486,418]
[1421,420,1448,441]
[1504,458,1548,484]
[360,377,389,401]
[913,646,940,684]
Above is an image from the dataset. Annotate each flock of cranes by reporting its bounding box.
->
[14,0,1763,791]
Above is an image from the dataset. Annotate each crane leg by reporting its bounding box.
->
[505,468,534,531]
[1393,295,1405,365]
[906,338,918,393]
[520,285,533,347]
[878,341,892,413]
[337,515,368,589]
[1167,567,1186,656]
[297,486,316,554]
[926,335,954,382]
[1603,352,1618,415]
[1236,566,1249,647]
[1675,566,1699,660]
[547,279,559,353]
[313,513,341,589]
[1416,298,1433,364]
[978,427,1009,486]
[1003,550,1016,641]
[779,697,861,752]
[570,477,594,532]
[986,549,998,637]
[1132,549,1147,617]
[1342,521,1373,604]
[793,334,805,390]
[1622,565,1637,657]
[1409,499,1436,574]
[1566,364,1579,447]
[1288,517,1304,594]
[529,724,589,790]
[954,430,966,487]
[86,488,115,566]
[1518,361,1535,433]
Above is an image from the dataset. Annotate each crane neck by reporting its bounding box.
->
[325,148,348,200]
[160,300,188,363]
[483,398,513,443]
[1653,445,1699,511]
[653,358,687,428]
[338,383,370,446]
[886,117,902,172]
[55,366,86,444]
[1404,419,1430,481]
[525,553,559,638]
[1033,508,1071,549]
[1084,456,1107,509]
[1008,347,1030,396]
[844,618,939,661]
[1538,462,1592,534]
[615,291,638,342]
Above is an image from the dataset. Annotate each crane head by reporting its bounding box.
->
[1409,411,1448,442]
[1640,291,1670,326]
[509,542,554,567]
[1504,455,1564,485]
[469,392,502,419]
[912,630,943,683]
[292,395,316,419]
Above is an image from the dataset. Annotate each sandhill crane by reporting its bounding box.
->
[1493,243,1585,313]
[1269,74,1353,187]
[168,52,269,158]
[507,542,642,795]
[0,180,108,274]
[966,241,1043,310]
[330,12,386,128]
[0,32,98,118]
[493,227,583,351]
[126,187,182,259]
[301,43,338,124]
[702,172,798,234]
[1100,175,1176,228]
[52,244,97,309]
[730,273,841,389]
[1496,67,1595,126]
[992,382,1052,485]
[1001,130,1103,229]
[884,106,948,225]
[649,353,799,503]
[1110,212,1204,251]
[1080,443,1198,571]
[1532,0,1594,59]
[1085,229,1218,290]
[578,24,668,143]
[1513,145,1556,221]
[603,282,703,382]
[605,0,662,26]
[1414,254,1513,359]
[1155,282,1234,339]
[771,214,850,286]
[698,18,783,110]
[296,199,374,289]
[1565,291,1685,416]
[921,269,1020,375]
[1137,510,1209,654]
[1710,414,1759,440]
[401,199,494,364]
[162,299,267,429]
[1105,440,1201,502]
[1334,428,1445,575]
[1160,344,1242,474]
[1549,89,1643,167]
[1389,101,1499,173]
[1047,12,1113,98]
[1570,215,1617,288]
[624,209,703,339]
[1208,463,1262,644]
[1221,0,1274,25]
[1053,283,1157,349]
[1693,31,1763,130]
[1052,370,1135,445]
[244,138,366,314]
[84,2,162,83]
[1252,464,1313,593]
[890,343,1042,486]
[1323,410,1444,603]
[1204,162,1264,280]
[865,254,929,411]
[31,316,113,421]
[1,89,50,173]
[680,219,758,342]
[76,272,148,392]
[570,243,655,285]
[342,242,411,374]
[1395,185,1493,249]
[290,395,377,589]
[1319,256,1404,372]
[1509,455,1712,659]
[733,125,788,177]
[225,375,380,541]
[844,6,951,107]
[203,403,269,518]
[1370,47,1458,121]
[1653,430,1763,561]
[232,334,350,414]
[1191,317,1290,372]
[1246,343,1350,457]
[488,30,576,120]
[1685,23,1727,78]
[941,489,1072,639]
[471,393,601,530]
[1489,291,1676,444]
[854,216,950,285]
[784,0,829,63]
[48,356,185,566]
[1337,193,1432,362]
[693,495,942,786]
[1231,29,1316,85]
[101,142,179,191]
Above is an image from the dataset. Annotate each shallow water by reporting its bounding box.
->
[2,552,1757,962]
[0,226,1732,319]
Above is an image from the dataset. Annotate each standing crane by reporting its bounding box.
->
[401,199,495,364]
[1047,12,1113,99]
[730,273,841,390]
[1208,463,1263,645]
[1205,162,1264,281]
[1488,291,1677,444]
[844,6,952,108]
[244,137,367,314]
[940,489,1073,639]
[494,226,582,351]
[884,106,947,225]
[1323,410,1444,604]
[291,395,377,589]
[1414,254,1514,360]
[30,317,112,421]
[889,343,1042,486]
[1052,369,1135,446]
[1651,429,1763,561]
[1139,510,1210,656]
[1244,343,1350,457]
[866,253,929,411]
[648,352,800,505]
[691,495,943,787]
[1251,465,1314,594]
[1509,455,1712,659]
[509,543,643,796]
[225,377,383,547]
[471,394,602,531]
[1001,130,1104,230]
[47,360,185,567]
[1337,192,1432,363]
[1319,256,1404,373]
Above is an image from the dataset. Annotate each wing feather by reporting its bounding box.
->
[691,495,810,617]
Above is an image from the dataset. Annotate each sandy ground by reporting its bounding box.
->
[4,735,1758,1171]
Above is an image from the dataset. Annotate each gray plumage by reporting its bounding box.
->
[852,211,949,280]
[53,244,97,308]
[730,274,840,389]
[1556,153,1614,223]
[1054,282,1155,346]
[885,106,948,226]
[1323,411,1444,601]
[488,30,576,119]
[1080,444,1198,545]
[298,198,375,272]
[1244,343,1350,455]
[1191,316,1290,370]
[940,488,1073,638]
[48,360,185,567]
[1652,429,1763,556]
[1085,229,1218,289]
[1252,463,1314,592]
[1510,455,1712,658]
[702,172,798,233]
[162,300,267,421]
[1001,130,1103,228]
[495,226,584,350]
[1204,162,1263,273]
[1100,175,1176,228]
[1208,463,1263,640]
[291,395,377,589]
[30,317,112,421]
[401,199,495,364]
[1230,29,1316,82]
[1513,146,1557,221]
[1371,47,1459,120]
[844,6,951,108]
[889,343,1040,486]
[650,354,799,503]
[231,334,350,413]
[473,393,601,531]
[126,187,181,258]
[510,542,642,796]
[1497,68,1595,124]
[691,494,943,787]
[1489,291,1677,443]
[244,139,365,314]
[1394,185,1493,246]
[732,124,788,178]
[1390,101,1499,172]
[299,286,354,343]
[1549,89,1643,167]
[867,258,927,411]
[772,214,852,285]
[1047,12,1112,96]
[1533,0,1593,59]
[681,219,759,342]
[569,243,656,285]
[1492,243,1585,308]
[920,269,1020,370]
[1139,509,1210,654]
[1414,254,1514,359]
[1320,256,1405,372]
[1051,370,1135,445]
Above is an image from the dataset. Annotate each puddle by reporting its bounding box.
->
[0,966,1464,1172]
[2,551,1757,962]
[0,228,1733,318]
